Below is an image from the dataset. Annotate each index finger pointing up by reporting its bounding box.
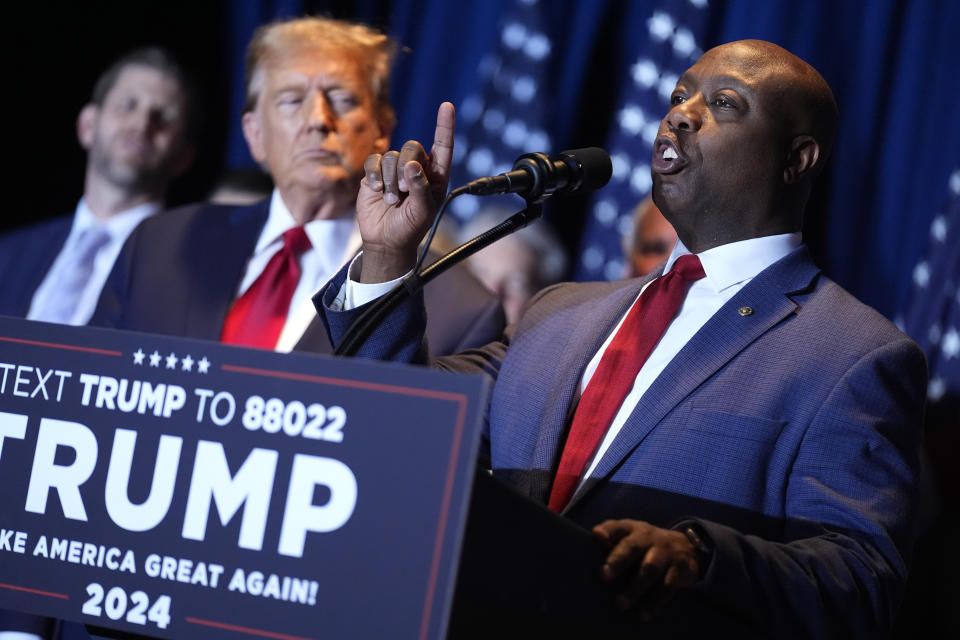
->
[429,102,456,184]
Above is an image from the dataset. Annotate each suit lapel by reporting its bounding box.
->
[564,247,821,511]
[520,274,659,503]
[183,201,269,338]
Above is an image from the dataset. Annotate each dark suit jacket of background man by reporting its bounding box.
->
[89,199,505,354]
[0,216,73,317]
[317,245,926,639]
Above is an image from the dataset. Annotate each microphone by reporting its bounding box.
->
[463,147,612,202]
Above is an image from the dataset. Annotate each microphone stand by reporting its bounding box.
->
[334,201,543,357]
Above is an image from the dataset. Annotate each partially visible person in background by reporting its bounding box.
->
[0,47,196,325]
[622,195,678,278]
[460,205,567,324]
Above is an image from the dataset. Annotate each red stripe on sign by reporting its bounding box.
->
[0,582,70,599]
[221,363,467,402]
[185,617,314,640]
[0,335,122,356]
[418,397,468,640]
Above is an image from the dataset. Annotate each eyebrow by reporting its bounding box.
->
[676,72,752,94]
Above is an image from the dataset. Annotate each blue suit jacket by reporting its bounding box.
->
[90,199,504,355]
[0,215,72,317]
[317,246,926,638]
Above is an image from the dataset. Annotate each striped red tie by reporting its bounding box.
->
[547,254,706,512]
[220,226,311,349]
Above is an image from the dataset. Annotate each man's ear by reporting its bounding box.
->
[77,104,98,150]
[784,135,821,184]
[241,110,266,163]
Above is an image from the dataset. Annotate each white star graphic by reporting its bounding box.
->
[631,58,658,88]
[941,328,959,359]
[197,357,211,374]
[928,377,946,401]
[165,353,179,369]
[931,215,947,242]
[672,28,697,57]
[181,354,194,372]
[647,12,674,41]
[618,105,646,135]
[133,348,145,365]
[658,74,679,101]
[912,262,930,288]
[149,351,162,367]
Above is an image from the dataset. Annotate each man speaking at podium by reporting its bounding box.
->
[316,41,926,637]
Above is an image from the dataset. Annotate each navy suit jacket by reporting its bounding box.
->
[90,199,504,355]
[0,215,72,317]
[317,246,926,638]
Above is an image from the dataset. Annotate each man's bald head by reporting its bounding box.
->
[702,40,838,177]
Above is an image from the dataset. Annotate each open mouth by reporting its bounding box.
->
[652,136,687,174]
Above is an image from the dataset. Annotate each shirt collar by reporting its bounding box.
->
[73,198,162,240]
[664,232,802,293]
[263,189,357,258]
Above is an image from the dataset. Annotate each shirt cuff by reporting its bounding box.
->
[332,253,411,311]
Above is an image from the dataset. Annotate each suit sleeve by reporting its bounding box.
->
[680,336,926,639]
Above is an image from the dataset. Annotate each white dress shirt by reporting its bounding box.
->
[27,199,159,326]
[341,232,802,485]
[236,190,361,352]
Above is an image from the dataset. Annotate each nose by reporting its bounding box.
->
[306,94,335,133]
[666,96,702,132]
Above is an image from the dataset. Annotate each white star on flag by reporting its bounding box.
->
[132,348,145,365]
[941,329,959,359]
[166,353,178,369]
[149,351,161,367]
[181,355,194,372]
[197,357,211,374]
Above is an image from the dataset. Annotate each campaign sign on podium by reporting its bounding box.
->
[0,316,485,639]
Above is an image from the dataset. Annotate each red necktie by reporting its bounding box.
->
[221,226,312,349]
[547,254,706,512]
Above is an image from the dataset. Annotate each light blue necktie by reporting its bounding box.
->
[33,226,111,324]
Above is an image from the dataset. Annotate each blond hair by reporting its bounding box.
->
[244,16,396,130]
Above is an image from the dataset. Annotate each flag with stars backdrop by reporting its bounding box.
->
[574,0,712,281]
[900,168,960,420]
[446,0,555,224]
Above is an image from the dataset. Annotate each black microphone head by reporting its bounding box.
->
[557,147,612,193]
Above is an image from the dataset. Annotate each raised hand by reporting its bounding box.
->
[356,102,455,283]
[592,519,701,621]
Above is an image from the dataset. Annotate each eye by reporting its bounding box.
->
[328,90,358,113]
[712,95,736,109]
[670,93,686,106]
[276,92,303,108]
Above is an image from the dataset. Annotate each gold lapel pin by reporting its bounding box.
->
[738,306,754,316]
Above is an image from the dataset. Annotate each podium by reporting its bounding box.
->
[448,469,627,638]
